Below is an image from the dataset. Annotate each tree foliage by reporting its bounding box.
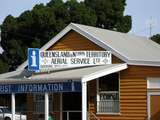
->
[150,34,160,44]
[0,0,131,73]
[85,0,131,32]
[0,54,9,73]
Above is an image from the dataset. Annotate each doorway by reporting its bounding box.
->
[148,92,160,120]
[63,93,82,120]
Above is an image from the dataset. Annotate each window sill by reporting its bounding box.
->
[96,112,121,115]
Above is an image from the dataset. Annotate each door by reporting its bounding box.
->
[150,95,160,120]
[63,93,81,120]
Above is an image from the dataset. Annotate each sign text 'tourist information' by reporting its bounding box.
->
[0,82,81,94]
[28,48,111,71]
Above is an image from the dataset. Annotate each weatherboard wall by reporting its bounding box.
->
[121,65,160,79]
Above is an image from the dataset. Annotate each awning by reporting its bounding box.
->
[30,63,127,82]
[0,63,127,84]
[0,64,127,94]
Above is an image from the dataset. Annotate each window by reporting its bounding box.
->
[34,94,53,113]
[97,73,119,113]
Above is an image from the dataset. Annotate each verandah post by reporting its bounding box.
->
[82,81,87,120]
[11,93,15,120]
[45,92,49,120]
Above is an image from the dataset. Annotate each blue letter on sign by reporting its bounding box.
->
[28,48,39,71]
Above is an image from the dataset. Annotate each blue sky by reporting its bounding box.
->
[0,0,160,53]
[125,0,160,37]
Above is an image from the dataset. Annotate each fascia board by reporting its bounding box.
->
[81,64,128,83]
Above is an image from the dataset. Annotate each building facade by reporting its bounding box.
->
[0,23,160,120]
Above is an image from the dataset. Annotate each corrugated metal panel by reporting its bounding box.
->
[30,64,126,81]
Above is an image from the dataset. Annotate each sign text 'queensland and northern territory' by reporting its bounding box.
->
[28,48,111,71]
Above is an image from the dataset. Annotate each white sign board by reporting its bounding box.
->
[28,49,111,71]
[40,51,111,69]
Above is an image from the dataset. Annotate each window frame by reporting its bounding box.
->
[96,73,120,114]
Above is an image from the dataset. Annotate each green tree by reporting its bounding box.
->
[66,0,97,26]
[0,59,9,73]
[85,0,131,32]
[47,0,71,32]
[32,4,57,45]
[150,34,160,44]
[1,15,18,52]
[0,54,9,73]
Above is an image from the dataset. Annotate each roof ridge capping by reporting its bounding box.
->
[70,23,149,40]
